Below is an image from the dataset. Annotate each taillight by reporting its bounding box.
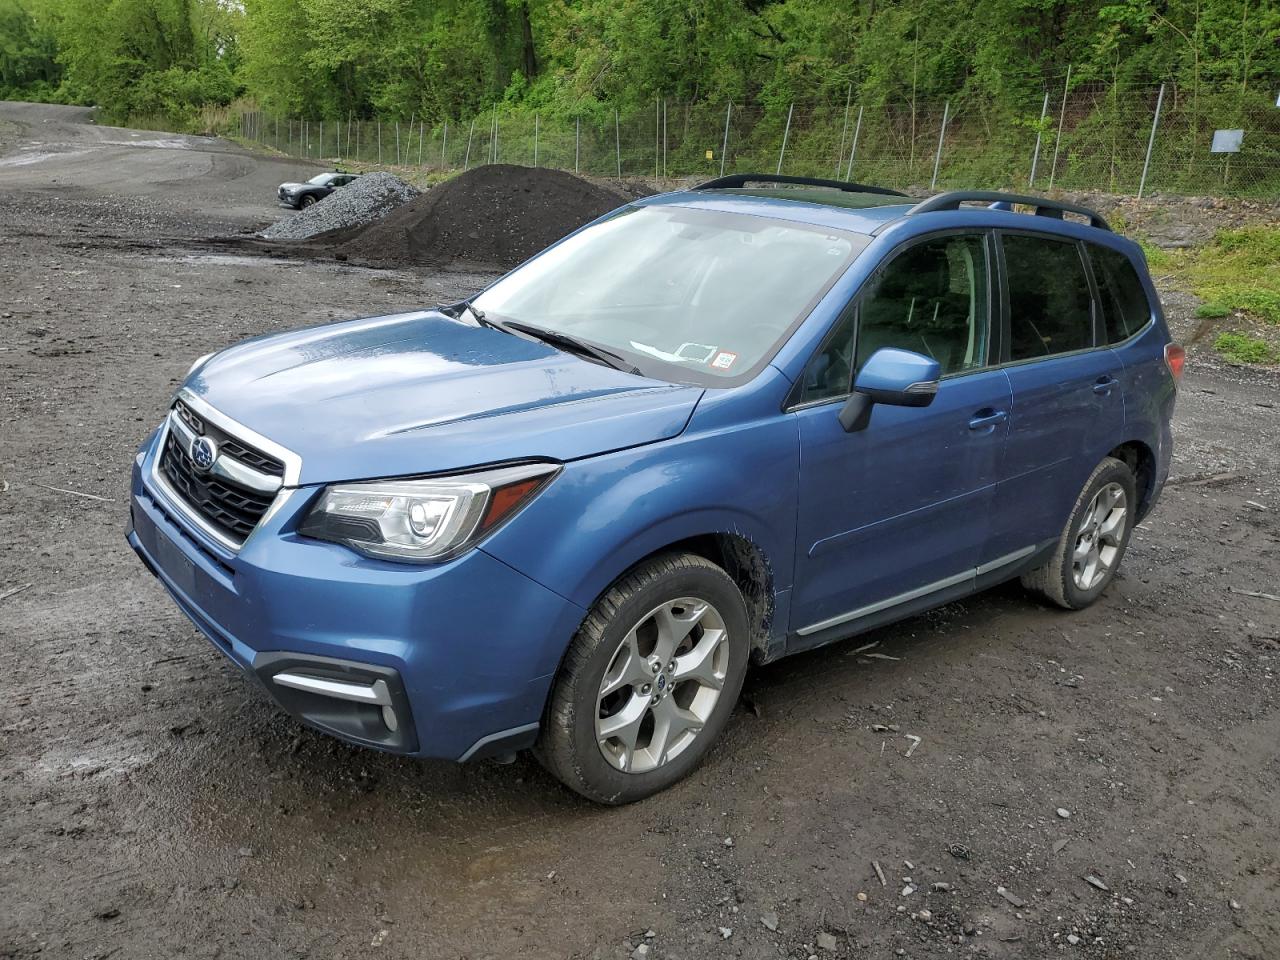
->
[1164,343,1185,385]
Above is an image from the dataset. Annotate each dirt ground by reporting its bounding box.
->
[1,103,1278,960]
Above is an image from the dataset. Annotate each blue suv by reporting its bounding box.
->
[127,176,1181,804]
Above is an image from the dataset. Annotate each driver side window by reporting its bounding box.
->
[798,232,991,404]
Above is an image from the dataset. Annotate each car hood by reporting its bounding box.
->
[278,182,308,191]
[184,310,704,485]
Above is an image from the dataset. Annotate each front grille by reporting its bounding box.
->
[174,399,284,478]
[160,426,276,543]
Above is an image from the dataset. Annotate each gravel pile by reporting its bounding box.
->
[260,171,419,241]
[336,164,644,268]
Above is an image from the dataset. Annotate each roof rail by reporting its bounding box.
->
[906,190,1112,231]
[692,173,908,198]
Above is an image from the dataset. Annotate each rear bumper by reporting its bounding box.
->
[127,430,585,761]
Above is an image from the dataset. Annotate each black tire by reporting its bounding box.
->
[1022,456,1137,610]
[299,194,318,208]
[536,552,751,804]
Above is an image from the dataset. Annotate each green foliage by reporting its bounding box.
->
[1194,302,1231,318]
[1213,332,1275,364]
[4,0,1280,147]
[1185,228,1280,324]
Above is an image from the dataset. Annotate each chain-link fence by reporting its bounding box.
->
[237,81,1280,198]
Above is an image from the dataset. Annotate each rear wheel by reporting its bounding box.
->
[536,553,750,804]
[1022,456,1137,609]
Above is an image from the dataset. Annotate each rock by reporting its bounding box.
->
[856,892,868,902]
[630,945,649,960]
[997,886,1026,908]
[1085,875,1110,892]
[761,911,779,932]
[238,846,254,857]
[1057,808,1071,819]
[1230,899,1242,911]
[1052,838,1071,854]
[917,909,933,922]
[931,882,951,892]
[901,884,916,896]
[93,906,120,920]
[723,837,734,847]
[1067,934,1081,945]
[260,171,420,242]
[718,927,733,940]
[817,931,839,951]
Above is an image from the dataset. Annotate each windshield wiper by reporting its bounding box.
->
[441,298,505,331]
[503,320,643,375]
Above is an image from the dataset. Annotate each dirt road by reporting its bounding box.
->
[2,103,1278,960]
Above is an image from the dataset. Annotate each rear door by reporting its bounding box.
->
[982,231,1125,564]
[789,231,1012,644]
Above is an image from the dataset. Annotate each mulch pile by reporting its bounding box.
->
[335,164,645,269]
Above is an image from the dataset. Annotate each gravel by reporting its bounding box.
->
[259,171,419,241]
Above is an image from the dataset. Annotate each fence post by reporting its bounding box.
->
[396,122,402,165]
[377,120,382,164]
[533,114,539,167]
[1138,82,1166,199]
[575,117,580,173]
[719,103,732,177]
[320,120,324,160]
[835,83,852,178]
[662,98,668,179]
[655,98,660,181]
[355,120,360,162]
[492,104,499,163]
[465,117,475,170]
[1048,64,1071,190]
[776,102,794,175]
[615,108,621,176]
[1029,91,1051,187]
[930,101,950,190]
[844,105,864,180]
[304,119,309,157]
[441,120,449,168]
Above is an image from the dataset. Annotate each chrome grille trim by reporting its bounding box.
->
[148,391,303,554]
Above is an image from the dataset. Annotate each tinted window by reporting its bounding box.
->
[1003,234,1094,360]
[1091,244,1151,343]
[798,233,990,404]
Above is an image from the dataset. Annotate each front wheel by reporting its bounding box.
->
[1022,456,1137,609]
[299,194,318,208]
[536,553,750,804]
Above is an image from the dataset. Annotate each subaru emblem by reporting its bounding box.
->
[190,436,217,472]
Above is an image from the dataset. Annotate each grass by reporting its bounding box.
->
[1214,332,1276,364]
[1173,227,1280,325]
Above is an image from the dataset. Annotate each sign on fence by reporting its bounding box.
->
[1211,129,1244,153]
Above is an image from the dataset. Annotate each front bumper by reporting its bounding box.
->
[127,428,585,761]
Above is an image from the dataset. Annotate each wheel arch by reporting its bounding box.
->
[1106,440,1157,520]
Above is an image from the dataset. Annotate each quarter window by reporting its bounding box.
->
[1091,244,1152,343]
[1003,234,1094,360]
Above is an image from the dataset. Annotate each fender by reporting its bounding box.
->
[481,409,800,615]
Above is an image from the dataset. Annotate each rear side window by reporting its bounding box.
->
[1002,234,1094,360]
[1091,244,1152,343]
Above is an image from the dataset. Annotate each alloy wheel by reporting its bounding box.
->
[595,597,730,774]
[1072,481,1128,591]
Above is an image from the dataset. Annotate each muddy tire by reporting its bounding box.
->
[299,194,318,208]
[536,552,750,805]
[1022,456,1137,610]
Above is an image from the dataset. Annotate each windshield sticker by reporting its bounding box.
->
[710,351,738,371]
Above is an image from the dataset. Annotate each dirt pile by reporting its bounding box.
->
[337,164,640,268]
[261,171,419,241]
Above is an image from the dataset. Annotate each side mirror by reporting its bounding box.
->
[838,347,941,432]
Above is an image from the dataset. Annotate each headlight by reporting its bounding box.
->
[187,352,213,376]
[298,462,559,563]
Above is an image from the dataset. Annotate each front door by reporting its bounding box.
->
[789,231,1011,644]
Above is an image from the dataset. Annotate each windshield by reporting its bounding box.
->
[307,173,336,185]
[472,205,865,385]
